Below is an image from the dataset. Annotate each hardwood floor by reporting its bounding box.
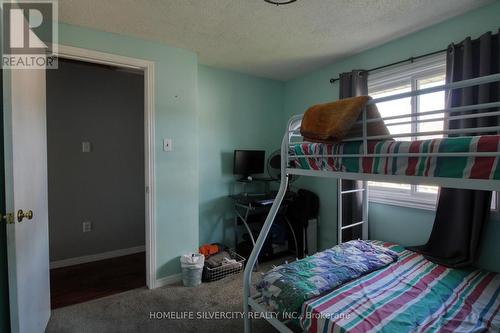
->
[50,252,146,309]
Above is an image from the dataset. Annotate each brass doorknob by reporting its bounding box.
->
[17,209,33,223]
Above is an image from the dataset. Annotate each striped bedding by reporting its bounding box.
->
[300,241,500,333]
[289,135,500,180]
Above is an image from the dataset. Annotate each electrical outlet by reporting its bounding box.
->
[163,138,172,152]
[82,221,92,233]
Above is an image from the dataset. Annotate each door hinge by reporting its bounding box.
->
[146,186,150,194]
[2,213,14,224]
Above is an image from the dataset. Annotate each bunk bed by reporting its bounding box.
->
[242,73,500,333]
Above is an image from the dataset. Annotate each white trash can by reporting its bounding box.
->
[180,253,205,287]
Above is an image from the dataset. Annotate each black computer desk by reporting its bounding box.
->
[229,191,297,266]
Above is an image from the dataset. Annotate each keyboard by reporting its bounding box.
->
[255,199,274,206]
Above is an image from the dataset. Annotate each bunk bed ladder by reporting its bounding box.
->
[337,179,368,244]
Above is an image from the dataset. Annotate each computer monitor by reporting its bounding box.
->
[233,150,265,179]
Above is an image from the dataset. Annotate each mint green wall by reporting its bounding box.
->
[283,1,500,271]
[58,24,287,276]
[198,66,284,246]
[58,23,199,278]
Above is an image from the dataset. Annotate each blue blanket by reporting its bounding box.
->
[256,240,399,314]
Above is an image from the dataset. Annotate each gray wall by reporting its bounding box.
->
[46,59,145,262]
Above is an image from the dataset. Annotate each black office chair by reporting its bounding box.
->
[285,189,319,258]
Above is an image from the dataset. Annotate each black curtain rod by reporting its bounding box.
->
[329,48,447,84]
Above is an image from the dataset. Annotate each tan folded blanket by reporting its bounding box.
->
[300,96,390,143]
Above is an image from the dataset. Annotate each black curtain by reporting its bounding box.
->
[338,70,368,242]
[409,31,499,267]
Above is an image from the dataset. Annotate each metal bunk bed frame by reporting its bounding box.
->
[242,72,500,333]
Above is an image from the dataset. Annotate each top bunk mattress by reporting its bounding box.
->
[289,135,500,181]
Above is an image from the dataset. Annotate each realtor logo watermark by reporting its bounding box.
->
[1,0,58,69]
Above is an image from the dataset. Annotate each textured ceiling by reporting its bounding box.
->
[58,0,492,81]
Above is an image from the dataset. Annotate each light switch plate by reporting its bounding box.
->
[163,138,172,152]
[82,141,92,153]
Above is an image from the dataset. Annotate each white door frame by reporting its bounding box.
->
[53,44,156,289]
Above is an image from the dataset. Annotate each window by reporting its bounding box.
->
[367,54,498,211]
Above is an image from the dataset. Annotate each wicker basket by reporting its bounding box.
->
[203,250,246,282]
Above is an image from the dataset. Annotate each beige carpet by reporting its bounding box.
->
[45,258,293,333]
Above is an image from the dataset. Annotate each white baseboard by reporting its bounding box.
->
[50,245,146,269]
[154,273,182,288]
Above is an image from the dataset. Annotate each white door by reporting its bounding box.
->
[3,67,50,333]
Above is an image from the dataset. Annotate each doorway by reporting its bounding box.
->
[45,46,156,308]
[46,58,144,308]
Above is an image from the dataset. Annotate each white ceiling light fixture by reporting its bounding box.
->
[264,0,298,6]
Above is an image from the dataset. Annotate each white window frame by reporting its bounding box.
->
[370,187,498,211]
[367,54,498,212]
[368,186,439,211]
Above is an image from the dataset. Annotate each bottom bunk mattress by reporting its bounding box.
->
[289,135,500,180]
[300,241,500,333]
